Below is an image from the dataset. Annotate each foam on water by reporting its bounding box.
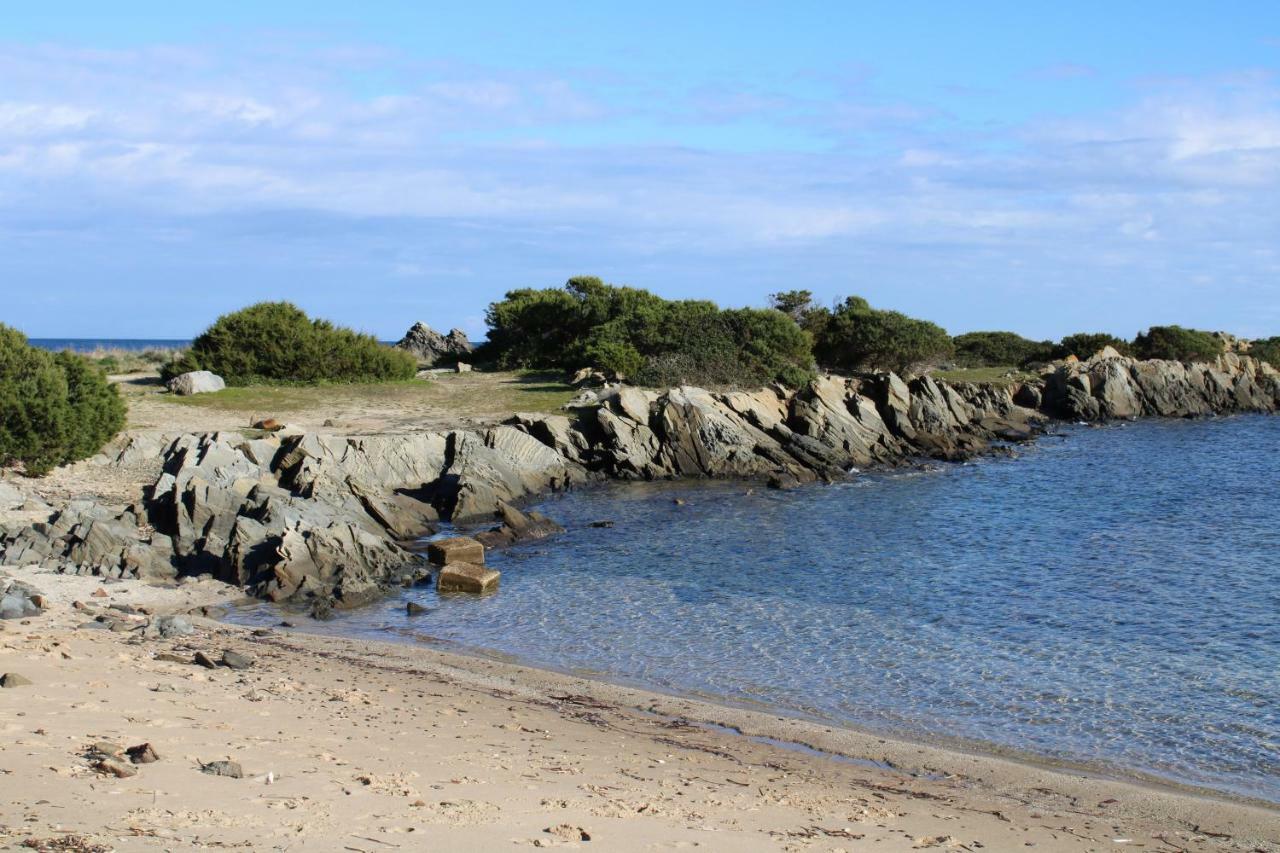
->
[231,415,1280,802]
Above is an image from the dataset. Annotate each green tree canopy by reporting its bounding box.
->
[811,296,953,375]
[1131,325,1224,363]
[952,331,1055,367]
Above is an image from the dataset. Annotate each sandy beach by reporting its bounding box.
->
[2,569,1276,853]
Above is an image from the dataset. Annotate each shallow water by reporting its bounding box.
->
[232,416,1280,802]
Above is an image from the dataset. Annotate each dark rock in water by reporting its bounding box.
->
[201,760,243,778]
[221,650,252,670]
[475,502,565,549]
[251,628,273,637]
[590,520,614,528]
[395,322,473,366]
[193,651,219,669]
[767,472,802,490]
[309,599,334,621]
[127,743,160,764]
[406,601,428,616]
[279,621,294,628]
[0,672,32,687]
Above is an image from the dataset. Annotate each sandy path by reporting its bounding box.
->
[1,571,1276,852]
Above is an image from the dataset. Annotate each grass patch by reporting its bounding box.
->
[932,365,1036,386]
[158,371,577,419]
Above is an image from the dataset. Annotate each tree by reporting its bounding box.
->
[952,331,1055,367]
[1132,326,1223,363]
[812,296,953,375]
[0,325,125,476]
[164,302,417,385]
[1248,336,1280,368]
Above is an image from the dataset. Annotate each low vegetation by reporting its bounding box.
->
[162,302,416,386]
[1249,336,1280,368]
[952,332,1054,368]
[0,324,125,475]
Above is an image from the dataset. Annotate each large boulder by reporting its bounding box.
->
[395,322,473,366]
[166,371,225,396]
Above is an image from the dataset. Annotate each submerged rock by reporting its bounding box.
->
[437,562,500,594]
[427,536,485,566]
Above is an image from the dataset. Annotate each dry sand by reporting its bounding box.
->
[1,569,1276,853]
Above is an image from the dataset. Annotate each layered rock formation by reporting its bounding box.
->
[3,350,1277,613]
[395,322,474,365]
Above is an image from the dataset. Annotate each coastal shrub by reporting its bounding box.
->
[482,277,814,388]
[166,302,417,385]
[810,296,953,375]
[952,331,1054,367]
[1132,325,1223,363]
[0,325,125,476]
[1249,336,1280,368]
[1052,332,1133,361]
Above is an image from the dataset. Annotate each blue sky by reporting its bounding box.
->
[3,2,1279,339]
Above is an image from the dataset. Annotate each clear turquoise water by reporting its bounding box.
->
[232,416,1280,802]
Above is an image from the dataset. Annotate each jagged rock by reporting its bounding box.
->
[474,502,565,549]
[437,562,500,594]
[167,371,225,396]
[127,743,160,764]
[395,322,473,366]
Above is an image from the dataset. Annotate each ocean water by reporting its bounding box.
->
[231,415,1280,802]
[29,338,190,352]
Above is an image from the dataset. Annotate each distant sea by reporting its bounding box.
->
[29,338,191,353]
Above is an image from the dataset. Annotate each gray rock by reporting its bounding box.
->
[153,615,193,638]
[0,672,32,687]
[221,650,252,670]
[166,370,226,396]
[395,322,473,366]
[201,760,244,778]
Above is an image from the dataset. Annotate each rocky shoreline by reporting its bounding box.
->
[2,348,1278,614]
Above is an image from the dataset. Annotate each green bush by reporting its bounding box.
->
[1248,336,1280,368]
[165,302,417,385]
[0,325,125,476]
[1052,332,1133,360]
[481,277,814,388]
[810,296,953,375]
[952,331,1055,367]
[1132,325,1223,363]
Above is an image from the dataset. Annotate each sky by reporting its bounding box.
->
[2,2,1279,340]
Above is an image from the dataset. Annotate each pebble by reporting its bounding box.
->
[127,743,160,764]
[201,760,244,779]
[96,757,137,778]
[221,650,252,670]
[193,651,219,669]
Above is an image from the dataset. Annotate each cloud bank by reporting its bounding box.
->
[1,40,1278,339]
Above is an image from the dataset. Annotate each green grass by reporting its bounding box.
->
[932,365,1036,386]
[158,370,577,418]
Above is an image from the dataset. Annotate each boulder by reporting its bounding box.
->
[437,562,500,594]
[395,322,473,366]
[166,371,225,396]
[427,536,485,566]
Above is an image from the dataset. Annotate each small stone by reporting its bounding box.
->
[436,562,500,594]
[96,757,137,778]
[201,760,244,778]
[154,652,189,664]
[193,651,219,669]
[221,651,252,670]
[92,588,109,598]
[589,520,615,528]
[127,743,160,764]
[426,536,485,566]
[406,602,428,616]
[0,673,32,687]
[251,628,272,637]
[90,741,125,757]
[278,620,294,628]
[155,615,194,638]
[76,621,109,631]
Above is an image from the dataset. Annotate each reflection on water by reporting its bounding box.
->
[230,415,1280,802]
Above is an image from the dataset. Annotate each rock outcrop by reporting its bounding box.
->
[5,352,1277,613]
[1035,350,1280,421]
[395,322,473,366]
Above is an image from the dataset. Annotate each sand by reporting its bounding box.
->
[1,569,1276,853]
